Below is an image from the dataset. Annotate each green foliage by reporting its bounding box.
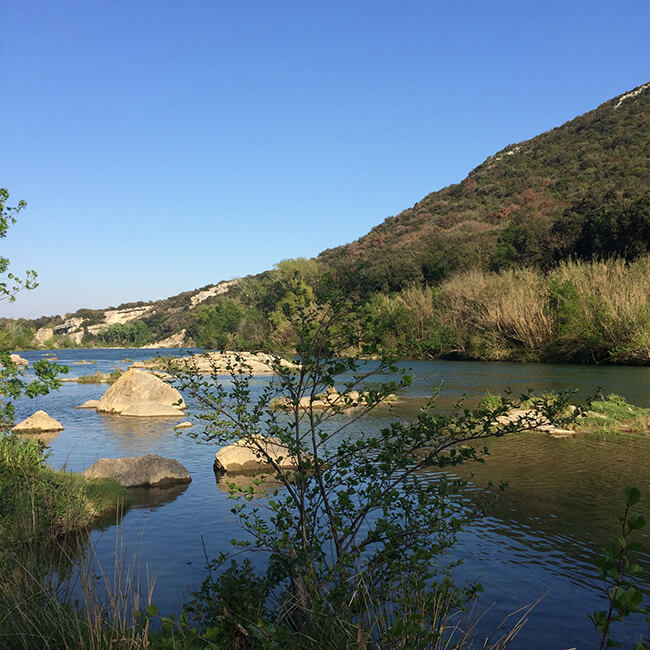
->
[590,487,649,649]
[0,352,68,425]
[577,394,650,434]
[194,297,244,349]
[95,320,154,347]
[0,323,35,350]
[0,188,38,303]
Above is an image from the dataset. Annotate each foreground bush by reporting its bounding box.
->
[166,298,579,648]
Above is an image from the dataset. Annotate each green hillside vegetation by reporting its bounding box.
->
[320,83,650,294]
[4,84,650,365]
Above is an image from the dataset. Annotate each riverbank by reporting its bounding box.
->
[0,433,128,545]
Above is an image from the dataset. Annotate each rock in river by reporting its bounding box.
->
[83,455,191,488]
[96,368,184,416]
[75,399,101,409]
[13,410,64,433]
[214,436,302,474]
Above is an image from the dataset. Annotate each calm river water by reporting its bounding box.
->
[12,349,650,649]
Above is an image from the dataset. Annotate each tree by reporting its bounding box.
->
[168,295,579,646]
[0,188,38,303]
[0,189,66,426]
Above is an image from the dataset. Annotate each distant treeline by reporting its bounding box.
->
[7,255,646,366]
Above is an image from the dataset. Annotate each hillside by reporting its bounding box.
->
[3,83,649,362]
[320,82,650,293]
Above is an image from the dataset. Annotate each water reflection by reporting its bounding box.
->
[128,483,191,509]
[17,430,62,445]
[215,472,284,497]
[96,412,185,445]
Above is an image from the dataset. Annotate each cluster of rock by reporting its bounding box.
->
[11,368,194,489]
[133,351,297,375]
[273,387,398,411]
[9,353,28,366]
[495,408,576,438]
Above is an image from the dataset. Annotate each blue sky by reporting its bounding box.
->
[1,0,648,318]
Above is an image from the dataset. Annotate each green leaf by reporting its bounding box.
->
[628,512,646,531]
[145,604,159,617]
[624,486,641,507]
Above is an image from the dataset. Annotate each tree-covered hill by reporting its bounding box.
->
[319,82,650,293]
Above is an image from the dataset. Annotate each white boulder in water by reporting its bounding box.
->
[13,410,64,433]
[96,368,184,416]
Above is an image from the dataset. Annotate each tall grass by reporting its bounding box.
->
[432,256,650,363]
[0,531,156,650]
[0,433,128,544]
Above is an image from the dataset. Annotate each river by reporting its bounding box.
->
[11,349,650,648]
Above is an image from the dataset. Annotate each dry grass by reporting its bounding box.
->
[434,256,649,363]
[437,268,555,355]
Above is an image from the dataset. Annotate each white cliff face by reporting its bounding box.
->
[53,317,84,335]
[31,278,240,348]
[613,82,650,109]
[103,306,154,325]
[190,280,237,308]
[35,327,54,344]
[142,329,187,348]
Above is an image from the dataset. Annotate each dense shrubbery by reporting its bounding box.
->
[91,320,155,347]
[187,255,649,365]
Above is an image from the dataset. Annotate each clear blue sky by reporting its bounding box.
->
[2,0,648,318]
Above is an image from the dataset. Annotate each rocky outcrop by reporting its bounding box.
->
[134,351,296,375]
[214,436,302,473]
[83,455,191,487]
[35,327,54,345]
[190,280,237,308]
[13,410,64,433]
[103,306,154,325]
[76,399,101,409]
[53,317,84,336]
[273,387,398,411]
[96,369,185,416]
[10,353,28,366]
[143,329,187,349]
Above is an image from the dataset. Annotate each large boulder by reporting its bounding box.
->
[10,353,28,366]
[13,410,64,433]
[214,436,302,474]
[96,368,184,416]
[83,455,191,488]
